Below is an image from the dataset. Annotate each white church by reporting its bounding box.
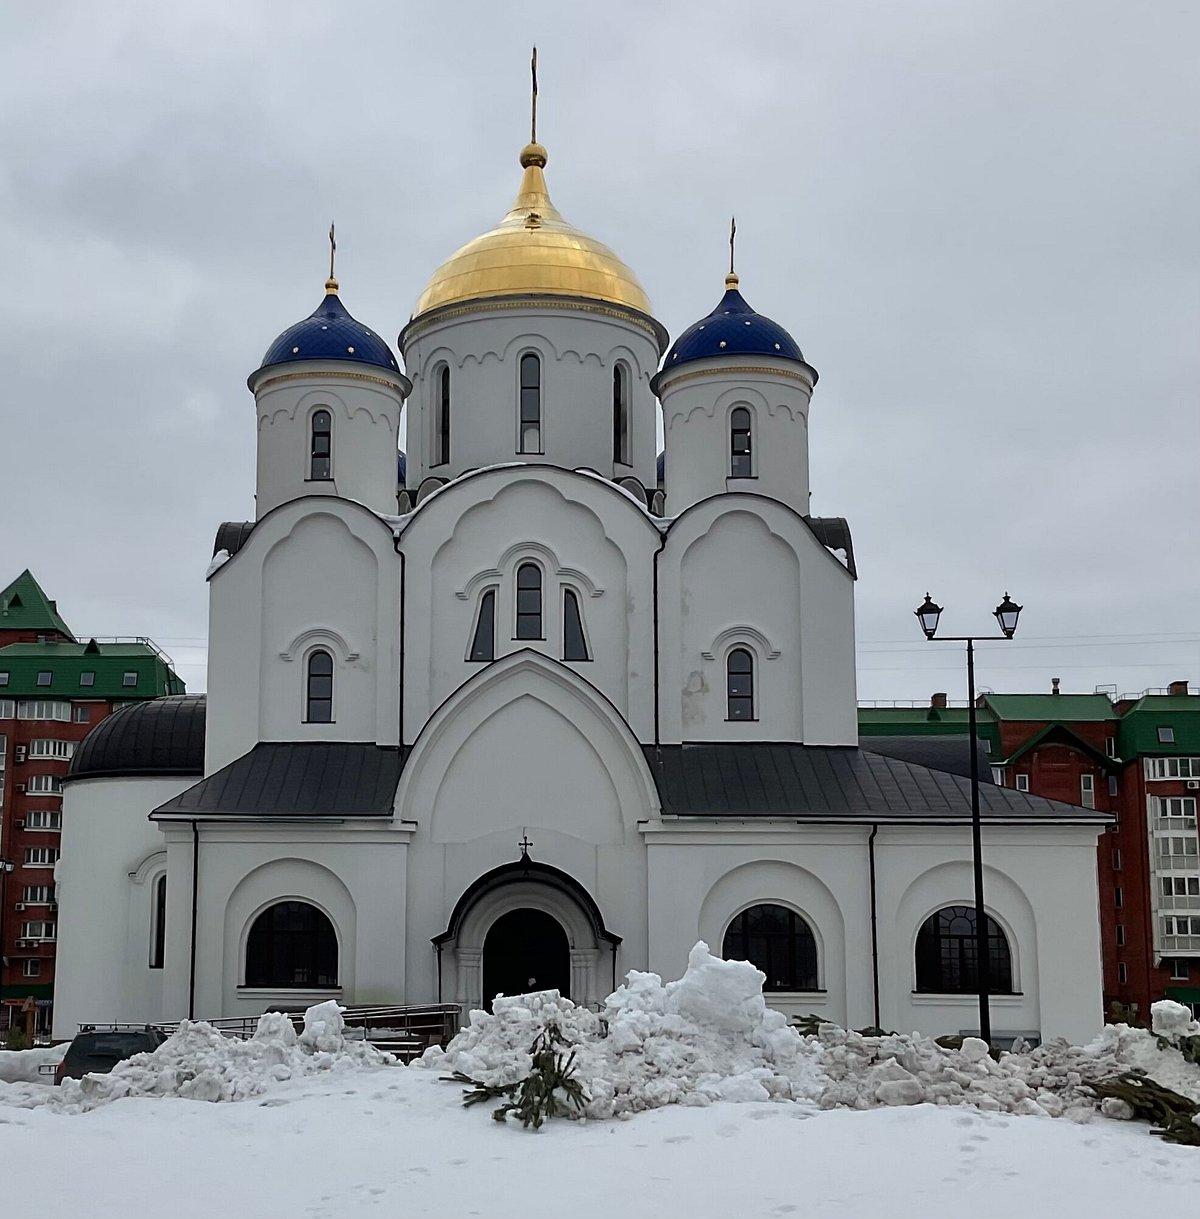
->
[54,127,1109,1043]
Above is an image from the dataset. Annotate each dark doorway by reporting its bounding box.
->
[482,908,570,1009]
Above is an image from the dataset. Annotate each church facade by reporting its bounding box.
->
[54,135,1108,1043]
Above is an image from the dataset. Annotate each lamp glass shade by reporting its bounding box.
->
[915,594,943,640]
[994,593,1022,638]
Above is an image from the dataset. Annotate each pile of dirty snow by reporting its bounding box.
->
[0,1045,64,1085]
[420,942,1200,1128]
[419,942,830,1117]
[0,1000,394,1112]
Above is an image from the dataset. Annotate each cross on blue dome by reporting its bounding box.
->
[255,283,399,379]
[662,274,809,373]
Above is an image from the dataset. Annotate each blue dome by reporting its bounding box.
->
[256,290,399,377]
[662,279,809,374]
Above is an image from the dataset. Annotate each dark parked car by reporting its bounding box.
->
[54,1026,168,1085]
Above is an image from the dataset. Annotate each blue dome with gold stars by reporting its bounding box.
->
[253,282,399,380]
[660,274,811,377]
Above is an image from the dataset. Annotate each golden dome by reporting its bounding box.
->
[412,143,652,320]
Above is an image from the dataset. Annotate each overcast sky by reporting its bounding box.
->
[1,0,1196,703]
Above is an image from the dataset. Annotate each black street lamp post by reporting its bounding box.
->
[914,593,1022,1044]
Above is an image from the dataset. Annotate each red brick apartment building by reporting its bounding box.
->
[860,680,1200,1022]
[0,570,184,1036]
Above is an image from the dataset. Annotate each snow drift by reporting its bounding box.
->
[421,942,1200,1128]
[0,1000,393,1112]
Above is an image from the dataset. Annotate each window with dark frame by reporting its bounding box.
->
[435,366,451,466]
[519,353,541,453]
[563,589,588,661]
[150,874,167,969]
[722,904,818,992]
[469,589,496,662]
[244,900,338,988]
[305,650,334,723]
[310,409,332,479]
[730,406,752,477]
[612,364,630,465]
[727,648,754,720]
[515,563,542,639]
[914,905,1014,993]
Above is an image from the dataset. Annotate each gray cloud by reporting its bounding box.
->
[1,0,1196,699]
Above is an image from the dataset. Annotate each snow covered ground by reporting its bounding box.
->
[1,1066,1197,1219]
[1,946,1197,1218]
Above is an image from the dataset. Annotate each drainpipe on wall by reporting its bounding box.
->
[188,820,200,1020]
[652,533,666,747]
[868,823,881,1029]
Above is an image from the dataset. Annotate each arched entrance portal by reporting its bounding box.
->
[434,860,622,1013]
[482,908,571,1007]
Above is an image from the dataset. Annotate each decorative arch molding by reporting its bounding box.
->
[714,385,798,424]
[895,860,1035,995]
[435,861,622,950]
[456,539,604,602]
[696,858,846,1007]
[224,857,357,995]
[278,626,359,663]
[395,648,660,830]
[128,849,167,886]
[258,387,394,428]
[702,625,781,661]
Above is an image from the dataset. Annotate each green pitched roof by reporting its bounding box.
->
[1117,695,1200,756]
[857,706,1000,752]
[0,639,185,699]
[0,570,73,639]
[982,693,1116,722]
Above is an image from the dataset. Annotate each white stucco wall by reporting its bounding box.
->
[205,498,401,773]
[53,775,195,1038]
[400,304,662,493]
[250,363,408,518]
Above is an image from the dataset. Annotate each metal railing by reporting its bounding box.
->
[157,1002,461,1062]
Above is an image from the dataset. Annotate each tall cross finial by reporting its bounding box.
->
[326,222,338,293]
[530,45,538,144]
[729,215,737,276]
[518,828,533,860]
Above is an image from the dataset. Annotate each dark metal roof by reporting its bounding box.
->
[643,743,1108,822]
[213,521,255,558]
[859,734,991,780]
[661,285,811,374]
[69,695,207,780]
[151,742,406,820]
[804,516,856,578]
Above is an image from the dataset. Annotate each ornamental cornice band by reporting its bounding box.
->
[658,363,815,389]
[255,369,407,394]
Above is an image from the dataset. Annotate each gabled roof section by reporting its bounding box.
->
[152,742,407,820]
[1118,694,1200,756]
[0,638,184,698]
[0,570,73,639]
[983,693,1116,722]
[994,722,1118,770]
[643,743,1108,824]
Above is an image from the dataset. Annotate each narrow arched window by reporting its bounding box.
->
[915,905,1013,994]
[310,409,332,480]
[149,873,166,969]
[245,901,338,988]
[469,588,496,662]
[434,365,451,466]
[727,648,754,720]
[563,589,588,661]
[612,364,630,465]
[519,353,541,454]
[516,563,542,639]
[723,904,818,992]
[730,406,752,478]
[305,650,333,723]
